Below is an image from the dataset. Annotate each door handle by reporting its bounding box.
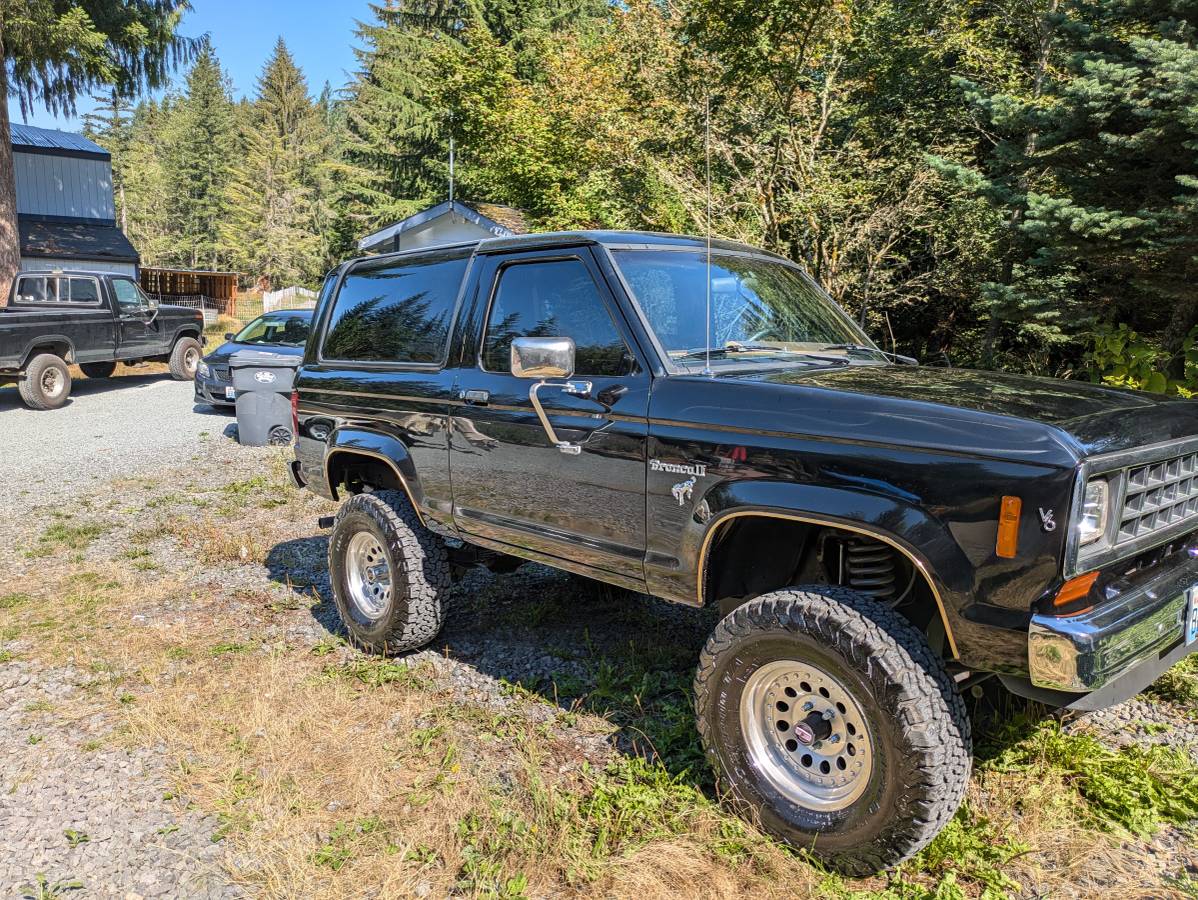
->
[459,389,489,405]
[529,380,592,455]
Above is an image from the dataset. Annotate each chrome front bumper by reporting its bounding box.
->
[1029,553,1198,693]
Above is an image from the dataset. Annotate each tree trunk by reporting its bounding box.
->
[0,29,21,307]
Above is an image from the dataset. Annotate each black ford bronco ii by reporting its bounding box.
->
[290,231,1198,874]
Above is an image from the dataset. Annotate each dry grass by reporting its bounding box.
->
[3,460,1197,899]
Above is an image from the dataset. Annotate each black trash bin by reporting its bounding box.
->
[230,349,301,447]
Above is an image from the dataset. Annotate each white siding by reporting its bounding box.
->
[13,152,115,220]
[362,216,494,254]
[20,257,136,277]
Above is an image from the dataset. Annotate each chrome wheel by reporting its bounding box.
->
[345,531,391,620]
[41,366,64,399]
[739,659,874,812]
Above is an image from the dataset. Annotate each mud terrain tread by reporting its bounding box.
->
[331,490,450,654]
[18,353,71,410]
[168,336,201,381]
[694,585,971,875]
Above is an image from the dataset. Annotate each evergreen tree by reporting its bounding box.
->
[161,41,237,270]
[82,90,134,232]
[223,39,332,289]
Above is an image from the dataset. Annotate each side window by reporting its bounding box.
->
[481,259,634,377]
[67,278,99,303]
[321,254,469,364]
[111,278,144,314]
[15,276,58,303]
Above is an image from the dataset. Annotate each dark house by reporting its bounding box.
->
[11,123,139,276]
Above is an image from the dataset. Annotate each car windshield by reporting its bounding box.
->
[233,313,311,347]
[610,249,885,368]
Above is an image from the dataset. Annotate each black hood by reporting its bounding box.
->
[721,364,1198,461]
[204,339,306,363]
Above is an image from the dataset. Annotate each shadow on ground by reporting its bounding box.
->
[264,533,1059,790]
[0,371,182,410]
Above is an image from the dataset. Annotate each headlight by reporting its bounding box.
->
[197,361,210,378]
[1078,478,1109,546]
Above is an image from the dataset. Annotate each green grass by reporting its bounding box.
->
[30,521,108,556]
[0,592,33,610]
[322,658,432,690]
[1146,655,1198,706]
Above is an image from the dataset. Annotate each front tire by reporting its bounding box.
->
[695,586,970,875]
[169,337,202,381]
[328,491,450,654]
[80,361,117,379]
[18,354,72,410]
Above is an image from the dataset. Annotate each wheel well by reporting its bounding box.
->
[702,515,953,658]
[326,451,416,508]
[24,342,72,367]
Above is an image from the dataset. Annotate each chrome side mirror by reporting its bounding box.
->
[511,336,575,380]
[510,336,590,455]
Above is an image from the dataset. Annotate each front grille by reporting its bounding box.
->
[1118,452,1198,543]
[212,365,230,382]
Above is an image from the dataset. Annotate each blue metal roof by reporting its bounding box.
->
[10,123,109,158]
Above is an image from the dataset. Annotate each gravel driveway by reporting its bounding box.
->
[0,373,231,516]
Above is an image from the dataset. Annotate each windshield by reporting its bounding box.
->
[233,313,311,347]
[610,249,885,368]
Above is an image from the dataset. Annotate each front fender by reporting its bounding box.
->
[323,426,425,512]
[693,479,971,658]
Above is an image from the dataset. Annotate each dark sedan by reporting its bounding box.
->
[194,308,313,407]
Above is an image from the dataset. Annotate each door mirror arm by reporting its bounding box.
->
[528,379,593,455]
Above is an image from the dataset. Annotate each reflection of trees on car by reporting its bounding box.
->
[324,293,449,363]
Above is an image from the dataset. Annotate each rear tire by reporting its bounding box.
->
[169,337,202,381]
[328,490,450,654]
[694,586,970,875]
[80,361,117,379]
[18,354,72,410]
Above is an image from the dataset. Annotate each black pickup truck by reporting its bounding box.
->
[289,231,1198,874]
[0,270,204,409]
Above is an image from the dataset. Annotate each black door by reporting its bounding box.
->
[110,277,163,358]
[449,247,650,584]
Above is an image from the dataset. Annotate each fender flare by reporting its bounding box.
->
[21,335,77,368]
[322,427,425,523]
[694,479,971,659]
[169,325,202,347]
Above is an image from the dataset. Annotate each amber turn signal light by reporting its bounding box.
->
[996,496,1021,558]
[1053,571,1099,611]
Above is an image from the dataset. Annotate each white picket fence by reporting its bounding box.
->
[262,286,318,313]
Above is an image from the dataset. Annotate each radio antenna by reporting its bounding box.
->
[448,132,455,206]
[703,92,713,377]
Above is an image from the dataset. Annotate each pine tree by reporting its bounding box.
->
[223,39,332,289]
[161,40,238,270]
[82,90,134,233]
[120,100,174,266]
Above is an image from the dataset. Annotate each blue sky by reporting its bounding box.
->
[10,0,374,131]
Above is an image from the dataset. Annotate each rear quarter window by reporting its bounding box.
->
[321,253,470,365]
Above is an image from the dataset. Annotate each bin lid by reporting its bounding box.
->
[228,348,304,369]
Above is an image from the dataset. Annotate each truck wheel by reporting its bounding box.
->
[694,586,971,875]
[18,354,72,410]
[80,361,117,379]
[168,337,202,381]
[328,490,450,654]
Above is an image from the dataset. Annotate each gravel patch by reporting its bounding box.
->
[0,661,239,900]
[0,374,232,517]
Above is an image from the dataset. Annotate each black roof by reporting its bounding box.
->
[353,230,788,268]
[19,216,139,264]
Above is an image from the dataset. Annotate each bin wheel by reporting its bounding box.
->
[268,425,293,446]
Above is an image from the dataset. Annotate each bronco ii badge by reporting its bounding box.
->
[672,477,696,506]
[651,459,707,478]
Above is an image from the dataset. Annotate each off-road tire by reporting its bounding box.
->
[18,353,72,410]
[695,586,971,875]
[80,361,117,379]
[328,490,450,654]
[168,336,202,381]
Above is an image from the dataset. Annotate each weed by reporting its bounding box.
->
[323,658,431,689]
[0,592,32,610]
[63,829,89,848]
[24,700,54,713]
[0,650,14,663]
[27,734,43,745]
[117,693,136,706]
[157,823,181,836]
[81,740,102,752]
[209,642,253,656]
[310,637,342,656]
[1146,656,1198,706]
[311,818,388,871]
[31,522,108,556]
[986,721,1198,836]
[21,873,83,898]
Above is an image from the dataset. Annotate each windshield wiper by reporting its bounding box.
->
[821,343,917,365]
[676,344,850,367]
